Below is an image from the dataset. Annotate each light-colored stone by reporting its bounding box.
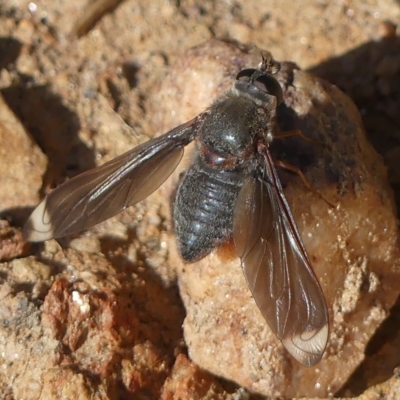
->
[157,40,400,398]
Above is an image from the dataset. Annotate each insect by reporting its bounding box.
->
[23,54,329,367]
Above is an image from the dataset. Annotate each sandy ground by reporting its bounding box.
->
[0,0,400,399]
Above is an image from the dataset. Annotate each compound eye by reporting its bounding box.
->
[254,75,283,105]
[235,69,257,82]
[235,68,283,105]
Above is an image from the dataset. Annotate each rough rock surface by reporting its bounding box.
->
[160,40,400,398]
[0,93,46,216]
[0,0,400,398]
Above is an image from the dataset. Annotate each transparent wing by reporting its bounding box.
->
[24,115,206,242]
[233,149,328,367]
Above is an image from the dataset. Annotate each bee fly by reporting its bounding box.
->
[23,54,329,367]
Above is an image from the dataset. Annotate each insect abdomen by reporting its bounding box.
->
[173,158,244,262]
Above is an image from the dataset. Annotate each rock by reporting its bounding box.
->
[160,354,227,400]
[0,93,46,214]
[0,220,31,261]
[1,0,400,394]
[152,39,400,397]
[350,370,400,400]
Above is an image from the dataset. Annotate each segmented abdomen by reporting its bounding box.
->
[173,158,245,262]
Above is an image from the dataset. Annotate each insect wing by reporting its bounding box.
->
[233,150,328,367]
[24,116,204,242]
